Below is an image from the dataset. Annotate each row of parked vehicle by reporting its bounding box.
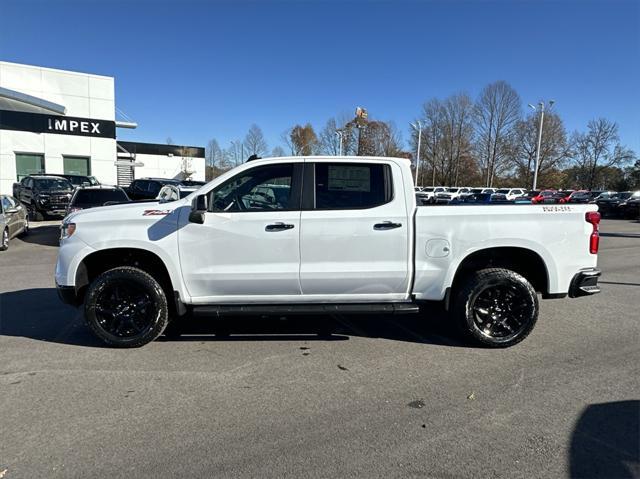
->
[10,174,206,221]
[414,186,640,218]
[1,174,206,251]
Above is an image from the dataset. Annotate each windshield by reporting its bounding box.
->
[447,188,459,193]
[422,187,434,192]
[73,189,129,206]
[35,178,72,190]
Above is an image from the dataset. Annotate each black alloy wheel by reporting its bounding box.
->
[84,267,169,347]
[453,268,538,347]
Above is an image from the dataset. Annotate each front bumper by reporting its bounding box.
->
[569,268,601,298]
[56,283,80,307]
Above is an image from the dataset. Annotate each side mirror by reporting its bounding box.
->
[188,194,208,224]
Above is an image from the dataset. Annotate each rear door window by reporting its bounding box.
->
[312,163,392,210]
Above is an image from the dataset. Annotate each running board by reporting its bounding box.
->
[192,302,420,317]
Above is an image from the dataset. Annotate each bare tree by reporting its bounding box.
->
[166,137,174,145]
[318,118,340,155]
[570,118,635,189]
[205,139,222,169]
[473,81,522,186]
[270,146,286,157]
[510,111,572,188]
[243,124,268,157]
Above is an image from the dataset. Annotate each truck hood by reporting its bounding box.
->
[65,198,188,224]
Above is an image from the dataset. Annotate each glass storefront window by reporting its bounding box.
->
[63,156,91,176]
[15,153,45,181]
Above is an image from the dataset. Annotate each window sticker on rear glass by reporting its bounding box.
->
[327,166,371,192]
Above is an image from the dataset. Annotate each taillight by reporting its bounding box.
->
[585,211,601,254]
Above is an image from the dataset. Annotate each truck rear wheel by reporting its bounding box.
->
[84,266,169,348]
[453,268,538,348]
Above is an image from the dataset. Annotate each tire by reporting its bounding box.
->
[452,268,538,348]
[29,207,44,222]
[20,216,29,236]
[84,266,169,348]
[0,228,9,251]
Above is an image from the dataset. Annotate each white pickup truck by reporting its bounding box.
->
[55,156,602,348]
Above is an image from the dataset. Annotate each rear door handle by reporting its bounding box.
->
[265,222,295,232]
[374,221,402,231]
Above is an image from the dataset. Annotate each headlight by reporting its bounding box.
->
[60,222,76,240]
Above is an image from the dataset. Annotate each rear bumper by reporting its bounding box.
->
[56,283,80,307]
[568,268,601,298]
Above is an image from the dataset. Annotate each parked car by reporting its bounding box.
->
[13,175,74,220]
[57,156,601,349]
[0,195,29,251]
[66,186,130,215]
[618,191,640,219]
[434,187,473,204]
[125,178,182,200]
[494,188,527,201]
[596,191,633,217]
[416,186,447,204]
[554,190,574,204]
[530,190,558,204]
[180,180,206,187]
[451,193,509,204]
[37,173,100,188]
[591,191,616,202]
[566,190,592,204]
[157,184,199,202]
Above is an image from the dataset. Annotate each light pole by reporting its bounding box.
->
[335,130,344,156]
[410,121,423,186]
[528,100,554,190]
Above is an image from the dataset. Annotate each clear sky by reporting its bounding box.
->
[1,0,639,154]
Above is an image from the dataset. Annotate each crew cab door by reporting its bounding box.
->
[178,162,303,301]
[299,160,411,300]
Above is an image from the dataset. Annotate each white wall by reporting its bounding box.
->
[0,62,117,194]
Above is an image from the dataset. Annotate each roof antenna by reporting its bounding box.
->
[246,154,261,162]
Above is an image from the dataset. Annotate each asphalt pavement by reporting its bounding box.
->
[0,219,638,478]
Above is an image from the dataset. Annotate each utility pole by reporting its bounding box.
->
[528,100,555,190]
[410,121,423,186]
[335,130,344,156]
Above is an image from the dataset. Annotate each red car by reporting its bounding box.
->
[531,190,557,204]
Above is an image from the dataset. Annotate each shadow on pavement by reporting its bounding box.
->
[0,288,466,348]
[569,400,640,479]
[0,288,102,347]
[18,225,61,247]
[600,232,640,239]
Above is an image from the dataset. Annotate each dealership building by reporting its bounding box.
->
[0,61,205,195]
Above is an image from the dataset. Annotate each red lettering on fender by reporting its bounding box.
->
[142,209,171,216]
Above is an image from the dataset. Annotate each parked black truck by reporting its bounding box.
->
[13,175,74,220]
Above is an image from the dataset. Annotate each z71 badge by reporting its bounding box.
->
[142,209,172,216]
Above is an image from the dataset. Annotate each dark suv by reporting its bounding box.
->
[13,175,74,220]
[125,178,181,200]
[66,186,130,215]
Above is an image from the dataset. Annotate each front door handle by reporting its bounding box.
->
[265,222,295,232]
[374,221,402,231]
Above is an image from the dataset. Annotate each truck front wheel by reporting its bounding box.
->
[453,268,538,348]
[84,267,169,348]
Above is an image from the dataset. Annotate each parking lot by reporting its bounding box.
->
[0,220,638,478]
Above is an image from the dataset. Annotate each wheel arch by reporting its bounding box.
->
[74,247,183,311]
[447,246,551,305]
